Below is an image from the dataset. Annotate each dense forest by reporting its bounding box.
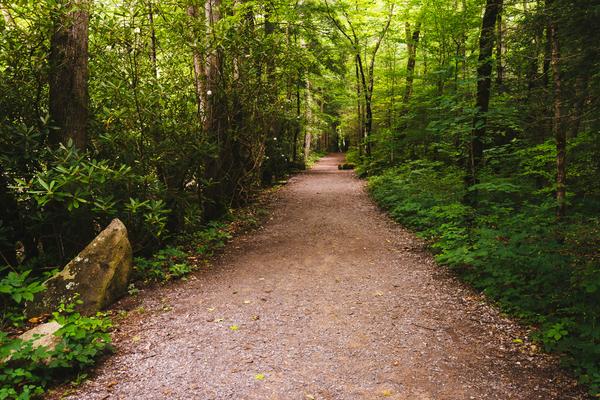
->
[0,0,599,397]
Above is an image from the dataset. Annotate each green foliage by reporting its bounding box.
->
[0,271,45,306]
[0,271,46,328]
[0,305,112,400]
[305,151,327,168]
[188,221,232,257]
[134,247,190,283]
[133,221,232,283]
[12,143,169,258]
[369,164,600,394]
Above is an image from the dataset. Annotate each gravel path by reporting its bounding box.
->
[63,153,585,399]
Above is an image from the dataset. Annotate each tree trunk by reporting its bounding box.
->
[202,0,226,219]
[363,6,393,157]
[548,8,566,217]
[0,166,18,266]
[386,44,396,128]
[495,2,504,90]
[204,0,221,136]
[355,57,363,155]
[542,23,552,89]
[303,78,312,163]
[293,76,300,161]
[187,5,207,118]
[148,2,158,80]
[468,0,502,188]
[49,0,90,150]
[403,22,421,103]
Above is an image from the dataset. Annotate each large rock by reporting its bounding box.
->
[26,219,132,317]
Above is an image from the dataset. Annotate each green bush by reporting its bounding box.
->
[0,271,46,328]
[12,143,170,260]
[133,247,189,283]
[0,303,112,400]
[133,221,233,283]
[368,162,600,394]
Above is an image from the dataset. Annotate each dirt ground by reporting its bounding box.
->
[60,153,587,399]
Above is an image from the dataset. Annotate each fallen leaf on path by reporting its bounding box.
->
[255,373,265,381]
[251,315,260,321]
[374,291,384,297]
[207,307,215,312]
[381,389,393,397]
[214,318,224,323]
[230,325,239,331]
[243,300,251,304]
[131,335,141,342]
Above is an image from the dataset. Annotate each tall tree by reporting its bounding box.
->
[49,0,91,150]
[467,0,503,188]
[547,0,565,217]
[403,21,421,104]
[324,0,393,156]
[188,4,208,118]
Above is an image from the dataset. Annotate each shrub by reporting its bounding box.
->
[0,303,112,400]
[368,163,600,394]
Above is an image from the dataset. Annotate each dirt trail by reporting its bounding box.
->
[64,153,585,400]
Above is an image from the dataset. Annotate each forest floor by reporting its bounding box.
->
[57,153,586,400]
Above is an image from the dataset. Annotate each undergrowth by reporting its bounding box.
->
[0,199,269,399]
[0,302,112,399]
[368,160,600,395]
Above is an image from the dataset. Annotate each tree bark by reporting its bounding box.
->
[49,0,90,150]
[495,1,504,90]
[355,56,364,155]
[303,78,312,163]
[468,0,502,188]
[148,1,158,80]
[187,5,207,118]
[204,0,221,136]
[293,75,301,161]
[403,22,421,104]
[201,0,226,219]
[548,7,566,217]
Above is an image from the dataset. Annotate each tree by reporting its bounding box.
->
[467,0,502,188]
[547,0,565,217]
[402,21,420,104]
[49,0,91,150]
[324,0,393,156]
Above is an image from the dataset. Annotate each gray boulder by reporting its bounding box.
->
[26,219,132,317]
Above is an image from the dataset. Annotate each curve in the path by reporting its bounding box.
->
[64,153,585,400]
